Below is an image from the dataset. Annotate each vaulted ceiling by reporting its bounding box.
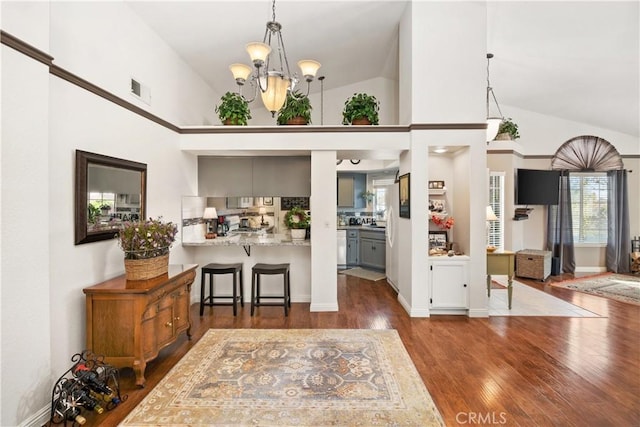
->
[126,1,639,137]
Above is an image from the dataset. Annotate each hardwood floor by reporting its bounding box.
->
[74,272,639,427]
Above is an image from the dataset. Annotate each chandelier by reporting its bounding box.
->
[229,0,321,116]
[486,53,504,142]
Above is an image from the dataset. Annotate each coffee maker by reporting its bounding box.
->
[217,216,229,236]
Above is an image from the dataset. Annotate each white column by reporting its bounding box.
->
[310,151,338,311]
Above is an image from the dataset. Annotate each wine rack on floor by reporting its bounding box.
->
[49,350,127,425]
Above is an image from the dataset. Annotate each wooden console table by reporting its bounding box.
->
[83,264,197,387]
[487,251,515,309]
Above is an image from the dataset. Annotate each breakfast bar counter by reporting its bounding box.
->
[183,233,310,247]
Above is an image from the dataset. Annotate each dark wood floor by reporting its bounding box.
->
[73,272,639,427]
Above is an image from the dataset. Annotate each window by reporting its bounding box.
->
[488,172,505,250]
[372,177,395,219]
[570,172,608,244]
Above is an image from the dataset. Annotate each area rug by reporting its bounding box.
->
[550,273,640,305]
[120,329,444,426]
[339,267,386,282]
[489,277,602,317]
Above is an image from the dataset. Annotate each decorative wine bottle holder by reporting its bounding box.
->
[49,350,126,425]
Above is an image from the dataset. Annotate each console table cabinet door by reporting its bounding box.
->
[173,288,190,333]
[83,264,197,387]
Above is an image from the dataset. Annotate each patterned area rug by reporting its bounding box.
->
[120,329,444,426]
[339,267,387,281]
[550,273,640,305]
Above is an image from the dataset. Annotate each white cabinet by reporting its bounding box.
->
[429,256,469,314]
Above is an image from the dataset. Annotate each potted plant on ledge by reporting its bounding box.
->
[495,117,520,140]
[277,91,312,125]
[342,93,380,125]
[285,206,310,240]
[215,92,251,125]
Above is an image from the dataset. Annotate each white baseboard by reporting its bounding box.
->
[19,405,49,427]
[468,308,490,318]
[575,266,607,273]
[309,302,339,312]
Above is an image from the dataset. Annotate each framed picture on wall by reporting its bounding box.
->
[428,180,445,189]
[429,231,448,249]
[399,173,410,218]
[263,197,273,206]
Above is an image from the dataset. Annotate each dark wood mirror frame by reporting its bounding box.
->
[75,150,147,245]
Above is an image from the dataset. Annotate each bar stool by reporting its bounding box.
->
[200,263,244,316]
[251,263,291,316]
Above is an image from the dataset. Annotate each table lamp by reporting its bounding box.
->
[486,205,498,248]
[258,207,267,226]
[203,207,218,238]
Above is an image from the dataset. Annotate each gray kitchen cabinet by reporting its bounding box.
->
[198,157,253,196]
[252,156,311,196]
[337,176,354,207]
[198,156,310,197]
[337,173,366,208]
[359,230,385,270]
[346,230,359,265]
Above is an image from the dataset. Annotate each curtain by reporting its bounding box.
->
[606,170,630,273]
[546,171,575,273]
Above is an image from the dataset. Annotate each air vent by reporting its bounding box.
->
[130,77,151,105]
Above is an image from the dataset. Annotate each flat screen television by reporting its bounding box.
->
[516,169,561,205]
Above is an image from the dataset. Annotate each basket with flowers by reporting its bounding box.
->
[117,217,178,280]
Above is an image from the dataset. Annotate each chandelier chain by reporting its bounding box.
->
[486,54,503,119]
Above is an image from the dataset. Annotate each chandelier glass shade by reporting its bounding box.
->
[260,72,290,114]
[229,0,321,116]
[486,53,504,142]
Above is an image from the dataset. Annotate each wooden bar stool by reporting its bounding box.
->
[251,263,291,316]
[200,263,244,316]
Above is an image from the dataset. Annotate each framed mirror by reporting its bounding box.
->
[75,150,147,244]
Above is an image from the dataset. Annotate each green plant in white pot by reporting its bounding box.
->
[285,206,310,240]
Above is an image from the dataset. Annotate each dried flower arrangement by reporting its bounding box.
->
[431,215,454,230]
[117,217,178,260]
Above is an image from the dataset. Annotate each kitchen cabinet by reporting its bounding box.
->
[337,173,366,208]
[198,156,311,197]
[198,157,253,196]
[252,157,311,196]
[429,257,469,313]
[346,230,359,265]
[359,230,386,270]
[83,264,197,387]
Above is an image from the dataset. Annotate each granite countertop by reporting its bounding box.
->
[182,233,310,247]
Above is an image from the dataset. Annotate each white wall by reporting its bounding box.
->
[0,2,213,425]
[1,46,52,427]
[493,104,639,156]
[49,2,218,126]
